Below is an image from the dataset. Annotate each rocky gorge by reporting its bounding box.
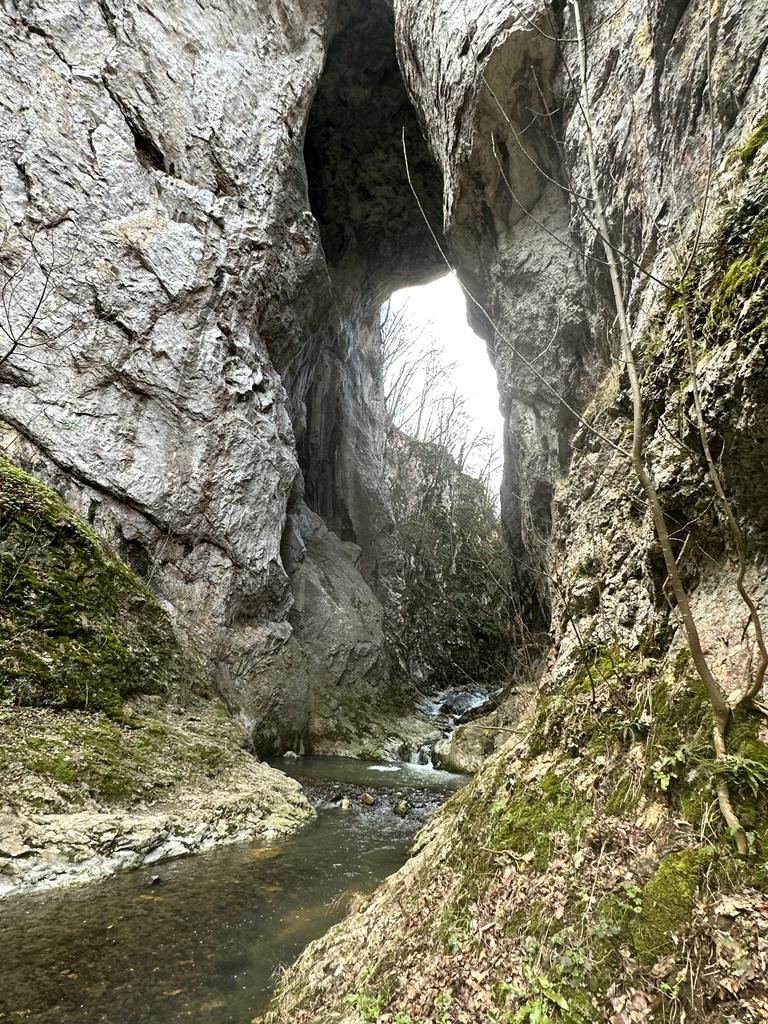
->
[1,0,768,1022]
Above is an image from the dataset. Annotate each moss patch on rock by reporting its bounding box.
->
[0,699,246,813]
[494,771,590,871]
[0,456,199,715]
[680,174,768,351]
[630,848,711,964]
[739,117,768,169]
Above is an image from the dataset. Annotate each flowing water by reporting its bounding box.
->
[0,758,467,1024]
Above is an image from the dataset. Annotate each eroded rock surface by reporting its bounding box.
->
[4,1,768,1011]
[0,0,449,754]
[0,0,332,694]
[397,0,768,750]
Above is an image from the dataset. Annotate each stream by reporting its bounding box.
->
[0,757,467,1024]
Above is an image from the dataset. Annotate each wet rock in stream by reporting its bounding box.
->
[301,782,445,824]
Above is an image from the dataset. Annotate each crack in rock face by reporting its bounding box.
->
[231,0,452,755]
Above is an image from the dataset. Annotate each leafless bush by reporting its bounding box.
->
[380,297,501,496]
[0,214,89,381]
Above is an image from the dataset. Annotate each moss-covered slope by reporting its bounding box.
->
[0,454,228,815]
[0,455,198,715]
[261,644,768,1024]
[2,700,252,815]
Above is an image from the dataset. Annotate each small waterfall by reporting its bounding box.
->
[408,743,434,767]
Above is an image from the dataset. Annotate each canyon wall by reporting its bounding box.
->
[4,3,768,1011]
[395,0,768,751]
[0,0,327,737]
[0,0,448,756]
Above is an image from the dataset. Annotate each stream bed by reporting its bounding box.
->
[0,757,467,1024]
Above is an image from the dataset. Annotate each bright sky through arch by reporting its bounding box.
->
[386,272,504,490]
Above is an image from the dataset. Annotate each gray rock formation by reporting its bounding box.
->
[260,2,768,1020]
[4,0,765,774]
[4,0,768,1014]
[395,0,768,743]
[229,501,435,758]
[0,0,443,752]
[0,0,330,721]
[0,755,312,900]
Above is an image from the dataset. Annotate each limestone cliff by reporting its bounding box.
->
[0,0,442,755]
[395,0,768,756]
[0,0,325,740]
[3,0,768,1013]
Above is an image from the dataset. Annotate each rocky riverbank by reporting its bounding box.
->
[0,701,313,899]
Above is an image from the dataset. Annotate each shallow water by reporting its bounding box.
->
[0,758,465,1024]
[272,754,468,791]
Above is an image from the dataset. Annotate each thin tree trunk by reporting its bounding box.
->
[572,0,746,854]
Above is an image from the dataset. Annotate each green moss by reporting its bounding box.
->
[0,702,249,808]
[642,677,768,852]
[647,673,710,760]
[643,329,665,361]
[630,848,712,965]
[495,772,590,871]
[727,707,768,762]
[0,456,199,715]
[677,786,713,827]
[527,695,565,758]
[721,708,768,849]
[676,177,768,351]
[706,232,768,345]
[739,117,768,168]
[605,776,634,816]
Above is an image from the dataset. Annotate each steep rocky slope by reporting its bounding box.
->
[0,0,317,687]
[261,2,768,1022]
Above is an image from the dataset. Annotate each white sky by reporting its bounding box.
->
[387,272,504,487]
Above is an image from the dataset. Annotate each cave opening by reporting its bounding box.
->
[302,0,444,303]
[384,273,504,494]
[297,0,508,568]
[293,0,515,725]
[297,0,447,559]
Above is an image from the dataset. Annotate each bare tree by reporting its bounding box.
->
[569,0,748,853]
[380,296,501,489]
[0,215,88,381]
